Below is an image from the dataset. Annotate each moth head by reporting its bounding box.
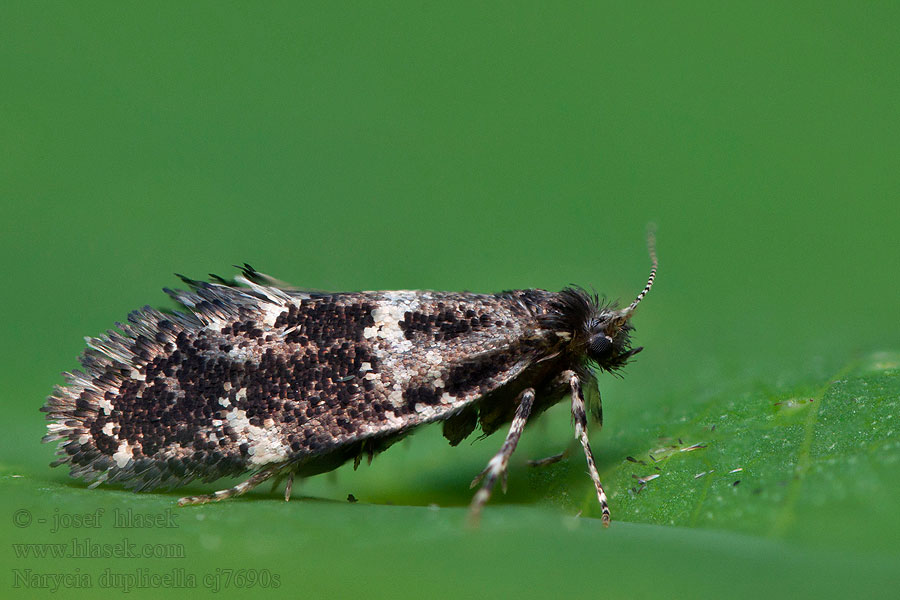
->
[545,228,657,373]
[584,310,640,372]
[543,290,637,372]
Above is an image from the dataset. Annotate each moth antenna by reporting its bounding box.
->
[621,225,657,318]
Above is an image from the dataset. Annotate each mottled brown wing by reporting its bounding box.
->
[43,280,554,492]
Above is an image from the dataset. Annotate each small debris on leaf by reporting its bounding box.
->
[679,443,707,452]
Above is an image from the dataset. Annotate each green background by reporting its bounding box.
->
[2,2,899,598]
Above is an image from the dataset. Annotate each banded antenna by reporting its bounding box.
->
[620,225,657,318]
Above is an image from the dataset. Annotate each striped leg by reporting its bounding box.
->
[468,388,535,524]
[177,464,281,507]
[267,468,296,501]
[569,372,611,526]
[284,472,294,502]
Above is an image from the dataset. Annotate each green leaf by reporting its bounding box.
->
[5,351,898,599]
[560,350,900,552]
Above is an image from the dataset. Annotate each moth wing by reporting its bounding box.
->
[43,276,313,493]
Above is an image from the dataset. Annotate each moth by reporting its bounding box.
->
[43,234,657,525]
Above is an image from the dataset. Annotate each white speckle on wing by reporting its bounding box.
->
[227,346,251,360]
[113,442,132,468]
[370,300,414,349]
[202,316,228,333]
[97,397,114,415]
[222,407,288,466]
[259,302,286,326]
[365,294,425,400]
[101,422,115,436]
[415,403,437,418]
[388,389,404,407]
[384,410,403,427]
[233,346,259,362]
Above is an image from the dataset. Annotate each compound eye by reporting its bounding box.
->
[589,334,613,360]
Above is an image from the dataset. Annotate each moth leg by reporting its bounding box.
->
[177,464,281,507]
[468,388,535,524]
[568,372,611,526]
[267,468,295,500]
[284,472,294,502]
